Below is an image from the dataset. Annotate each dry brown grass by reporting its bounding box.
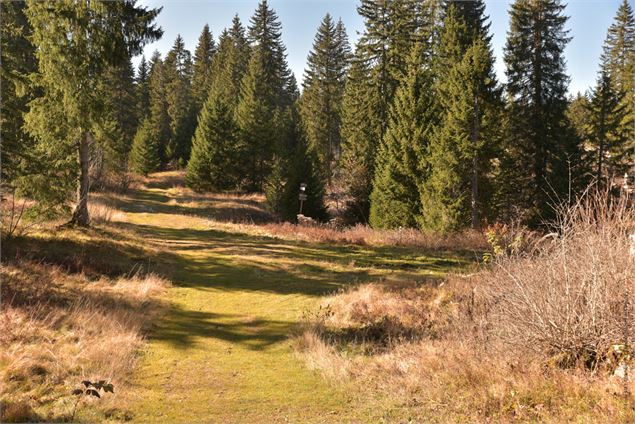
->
[294,192,635,422]
[261,222,487,251]
[0,260,169,422]
[88,199,127,223]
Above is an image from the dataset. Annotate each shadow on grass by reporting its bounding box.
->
[153,307,293,351]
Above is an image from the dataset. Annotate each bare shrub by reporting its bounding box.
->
[478,192,635,367]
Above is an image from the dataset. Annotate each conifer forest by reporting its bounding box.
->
[1,0,635,422]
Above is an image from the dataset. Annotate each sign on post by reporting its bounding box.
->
[299,183,307,214]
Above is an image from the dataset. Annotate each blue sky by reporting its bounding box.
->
[136,0,628,95]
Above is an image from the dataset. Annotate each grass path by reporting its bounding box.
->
[114,176,470,423]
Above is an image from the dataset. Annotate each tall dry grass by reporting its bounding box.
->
[0,260,169,422]
[294,191,635,421]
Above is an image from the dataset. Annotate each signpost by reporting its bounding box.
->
[299,183,307,214]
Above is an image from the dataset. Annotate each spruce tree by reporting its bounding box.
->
[419,4,501,231]
[136,55,151,119]
[300,14,351,186]
[94,57,138,187]
[235,0,293,191]
[1,0,38,189]
[147,51,171,167]
[130,117,161,176]
[164,35,196,166]
[370,44,435,229]
[186,95,238,192]
[503,0,581,223]
[192,24,217,114]
[24,0,162,226]
[586,70,629,182]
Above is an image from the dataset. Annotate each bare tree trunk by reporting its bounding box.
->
[471,96,480,230]
[69,132,90,227]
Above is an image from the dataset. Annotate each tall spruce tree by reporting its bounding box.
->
[186,95,238,192]
[94,57,139,187]
[300,14,351,186]
[192,24,216,113]
[164,35,195,166]
[24,0,162,226]
[130,117,161,176]
[419,4,500,231]
[502,0,581,223]
[136,55,151,119]
[586,70,629,182]
[369,44,435,229]
[1,0,38,190]
[147,51,171,167]
[235,0,293,191]
[340,0,438,223]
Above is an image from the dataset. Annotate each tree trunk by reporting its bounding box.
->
[69,132,91,227]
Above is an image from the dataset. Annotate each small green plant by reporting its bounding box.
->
[70,380,114,421]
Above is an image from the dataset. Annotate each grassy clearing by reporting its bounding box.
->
[1,171,474,423]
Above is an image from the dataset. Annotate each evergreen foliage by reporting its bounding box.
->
[23,0,162,226]
[147,51,171,167]
[136,55,151,119]
[502,0,582,223]
[130,117,161,176]
[369,44,434,229]
[192,24,217,113]
[186,95,238,191]
[164,35,196,166]
[300,14,351,186]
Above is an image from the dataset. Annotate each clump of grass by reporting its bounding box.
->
[88,200,127,223]
[0,260,170,421]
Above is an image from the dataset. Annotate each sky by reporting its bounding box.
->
[136,0,629,95]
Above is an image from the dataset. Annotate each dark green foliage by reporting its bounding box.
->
[0,0,38,188]
[339,57,383,223]
[369,44,434,229]
[265,108,327,221]
[192,24,217,113]
[419,5,501,231]
[502,0,582,223]
[235,0,294,192]
[94,57,138,187]
[147,51,171,167]
[186,95,238,191]
[300,15,351,186]
[136,55,151,119]
[130,117,161,176]
[164,35,196,167]
[23,0,162,225]
[586,70,629,182]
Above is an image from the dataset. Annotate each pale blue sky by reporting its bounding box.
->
[136,0,629,95]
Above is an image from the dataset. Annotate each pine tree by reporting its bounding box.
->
[235,0,293,191]
[136,55,151,119]
[419,4,501,231]
[586,70,629,182]
[370,44,435,229]
[339,57,383,223]
[503,0,581,223]
[93,57,139,187]
[265,107,327,221]
[192,24,216,113]
[130,117,161,176]
[300,14,351,186]
[209,16,250,111]
[147,51,171,167]
[1,0,38,189]
[186,95,238,192]
[24,0,162,226]
[164,35,196,166]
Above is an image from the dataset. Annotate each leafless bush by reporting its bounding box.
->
[478,191,635,367]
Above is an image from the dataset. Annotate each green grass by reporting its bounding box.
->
[101,177,473,423]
